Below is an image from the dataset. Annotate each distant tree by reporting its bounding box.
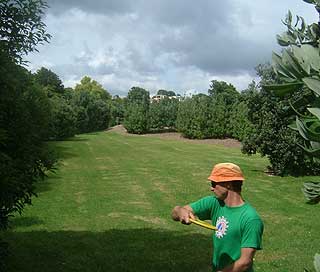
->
[34,67,64,95]
[110,95,126,126]
[75,76,112,101]
[127,86,150,105]
[124,87,150,134]
[157,89,176,96]
[229,82,257,141]
[0,0,51,63]
[208,80,240,138]
[72,88,111,133]
[176,94,212,139]
[149,97,179,130]
[49,96,77,140]
[73,76,112,133]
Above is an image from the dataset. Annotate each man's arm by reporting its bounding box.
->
[171,205,195,224]
[218,248,256,272]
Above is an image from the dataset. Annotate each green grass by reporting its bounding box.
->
[2,131,320,271]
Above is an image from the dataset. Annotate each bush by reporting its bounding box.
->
[149,97,179,131]
[176,95,212,139]
[49,95,77,140]
[0,52,56,230]
[123,87,150,134]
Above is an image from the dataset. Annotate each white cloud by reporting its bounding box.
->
[25,0,319,96]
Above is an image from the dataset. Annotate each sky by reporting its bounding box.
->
[26,0,319,96]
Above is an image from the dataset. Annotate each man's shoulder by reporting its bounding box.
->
[190,195,220,210]
[242,202,262,221]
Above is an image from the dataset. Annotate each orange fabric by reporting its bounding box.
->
[208,162,244,182]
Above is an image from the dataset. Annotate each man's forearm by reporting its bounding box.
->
[218,259,252,272]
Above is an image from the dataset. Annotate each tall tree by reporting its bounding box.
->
[124,87,150,134]
[75,76,111,101]
[0,0,51,63]
[34,67,64,95]
[0,0,54,236]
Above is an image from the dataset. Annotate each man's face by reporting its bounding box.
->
[210,181,228,200]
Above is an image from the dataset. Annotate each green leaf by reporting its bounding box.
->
[302,0,315,3]
[292,45,310,74]
[296,116,320,142]
[308,108,320,120]
[282,50,307,78]
[303,77,320,96]
[272,52,296,79]
[262,82,303,96]
[299,144,320,156]
[293,45,320,72]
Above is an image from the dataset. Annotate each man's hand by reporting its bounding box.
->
[171,205,195,224]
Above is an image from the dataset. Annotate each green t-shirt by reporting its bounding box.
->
[190,196,263,271]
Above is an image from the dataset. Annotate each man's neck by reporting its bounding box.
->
[223,191,244,207]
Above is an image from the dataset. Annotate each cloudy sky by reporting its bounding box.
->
[26,0,318,96]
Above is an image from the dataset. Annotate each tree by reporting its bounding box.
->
[149,97,179,131]
[265,2,320,269]
[242,63,320,175]
[0,0,51,63]
[157,89,176,96]
[176,94,212,139]
[208,80,240,138]
[124,87,150,134]
[75,76,111,101]
[263,5,320,178]
[110,95,126,126]
[34,67,64,95]
[229,82,256,141]
[0,53,55,229]
[73,76,112,133]
[0,0,54,236]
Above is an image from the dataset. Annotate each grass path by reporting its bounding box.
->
[2,131,320,271]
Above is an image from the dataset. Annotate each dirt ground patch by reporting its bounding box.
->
[107,125,241,148]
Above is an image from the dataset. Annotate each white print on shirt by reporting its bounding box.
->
[215,216,229,239]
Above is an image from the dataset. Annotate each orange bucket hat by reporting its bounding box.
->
[208,163,244,182]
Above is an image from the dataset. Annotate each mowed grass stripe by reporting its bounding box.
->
[2,131,320,272]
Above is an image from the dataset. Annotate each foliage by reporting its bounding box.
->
[34,67,64,95]
[75,76,111,101]
[73,76,112,133]
[110,95,126,126]
[302,182,320,203]
[208,80,240,138]
[228,83,256,141]
[241,64,320,175]
[263,7,320,180]
[176,94,212,139]
[149,97,179,131]
[123,87,150,134]
[49,95,77,140]
[72,89,111,133]
[157,89,176,96]
[33,68,78,140]
[176,81,241,139]
[0,0,51,63]
[0,52,56,230]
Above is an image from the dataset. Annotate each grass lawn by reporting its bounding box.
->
[1,131,320,271]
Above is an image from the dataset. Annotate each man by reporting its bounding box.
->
[171,162,263,272]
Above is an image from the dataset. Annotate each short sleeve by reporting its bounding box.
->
[189,196,216,220]
[241,219,264,250]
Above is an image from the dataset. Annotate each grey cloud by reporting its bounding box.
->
[46,0,136,15]
[30,0,318,95]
